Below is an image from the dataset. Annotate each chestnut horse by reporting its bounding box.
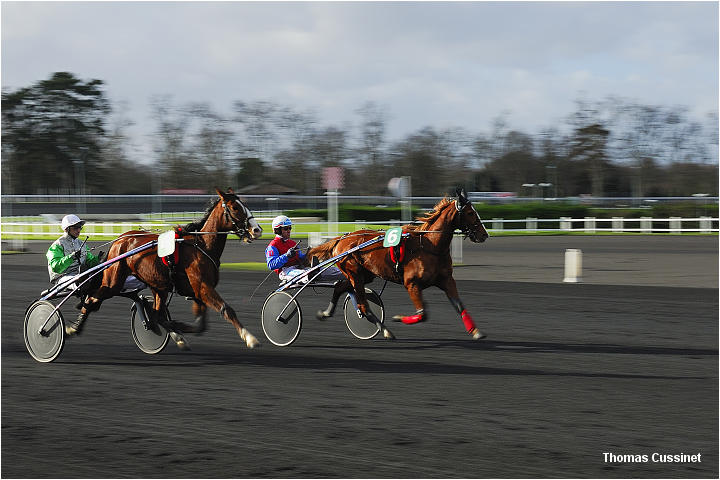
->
[309,188,489,340]
[77,188,264,349]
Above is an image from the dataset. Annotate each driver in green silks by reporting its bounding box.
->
[46,214,101,286]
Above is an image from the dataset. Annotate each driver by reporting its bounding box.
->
[47,214,101,287]
[47,214,145,336]
[265,215,344,284]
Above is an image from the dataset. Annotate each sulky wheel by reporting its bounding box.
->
[262,291,302,346]
[130,298,169,354]
[343,287,384,340]
[24,300,65,363]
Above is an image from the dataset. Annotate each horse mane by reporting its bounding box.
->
[406,197,454,231]
[182,197,220,232]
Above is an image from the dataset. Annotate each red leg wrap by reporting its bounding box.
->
[461,309,476,332]
[402,313,424,324]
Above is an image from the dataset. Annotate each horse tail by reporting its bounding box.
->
[308,238,341,260]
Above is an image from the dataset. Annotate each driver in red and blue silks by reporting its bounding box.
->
[266,215,345,285]
[266,215,307,281]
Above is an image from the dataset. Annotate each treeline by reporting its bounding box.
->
[2,72,718,197]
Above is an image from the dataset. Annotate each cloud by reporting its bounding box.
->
[2,1,717,155]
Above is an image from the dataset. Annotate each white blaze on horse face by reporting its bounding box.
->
[467,203,489,241]
[235,199,263,239]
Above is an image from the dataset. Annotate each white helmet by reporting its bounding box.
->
[61,214,85,231]
[271,215,292,230]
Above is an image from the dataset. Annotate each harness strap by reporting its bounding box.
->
[389,241,406,273]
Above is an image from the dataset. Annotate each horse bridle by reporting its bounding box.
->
[221,197,254,239]
[455,199,485,241]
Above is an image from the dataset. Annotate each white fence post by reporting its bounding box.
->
[640,217,652,233]
[451,235,463,264]
[700,217,711,233]
[492,218,503,230]
[526,217,537,232]
[560,217,572,231]
[584,217,596,234]
[308,232,322,248]
[612,217,623,233]
[669,217,681,233]
[563,249,582,283]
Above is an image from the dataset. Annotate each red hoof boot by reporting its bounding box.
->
[392,313,425,325]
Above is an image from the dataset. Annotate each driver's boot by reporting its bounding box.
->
[65,312,88,336]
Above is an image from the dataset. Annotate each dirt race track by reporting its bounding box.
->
[2,235,718,478]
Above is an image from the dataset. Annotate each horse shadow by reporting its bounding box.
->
[48,338,716,381]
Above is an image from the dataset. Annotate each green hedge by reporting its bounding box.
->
[285,202,717,222]
[286,205,423,221]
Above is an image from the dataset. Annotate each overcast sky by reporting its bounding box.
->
[2,1,718,159]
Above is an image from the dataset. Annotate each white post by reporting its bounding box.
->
[560,216,572,231]
[326,190,338,236]
[563,248,583,283]
[526,217,537,232]
[451,235,463,264]
[308,231,322,248]
[700,217,711,233]
[669,217,681,233]
[492,218,503,230]
[640,217,652,233]
[612,217,623,233]
[584,217,596,234]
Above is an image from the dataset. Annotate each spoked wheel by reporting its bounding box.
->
[343,288,384,340]
[130,298,169,354]
[262,291,302,346]
[24,300,65,363]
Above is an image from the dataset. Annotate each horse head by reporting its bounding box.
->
[454,187,489,243]
[215,188,263,242]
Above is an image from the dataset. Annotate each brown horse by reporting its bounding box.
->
[74,188,264,349]
[309,188,489,340]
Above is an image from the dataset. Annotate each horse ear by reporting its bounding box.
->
[455,187,468,205]
[215,187,226,198]
[226,187,235,194]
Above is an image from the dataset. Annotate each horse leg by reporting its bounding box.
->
[440,276,486,340]
[68,263,125,336]
[191,300,208,334]
[148,290,191,351]
[392,281,428,325]
[344,269,395,340]
[316,279,350,320]
[195,286,260,348]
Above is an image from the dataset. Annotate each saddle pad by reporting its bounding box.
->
[157,230,177,258]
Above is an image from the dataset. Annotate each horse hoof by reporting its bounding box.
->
[383,329,396,341]
[241,328,261,348]
[64,326,80,337]
[316,310,331,321]
[169,332,191,351]
[469,328,486,340]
